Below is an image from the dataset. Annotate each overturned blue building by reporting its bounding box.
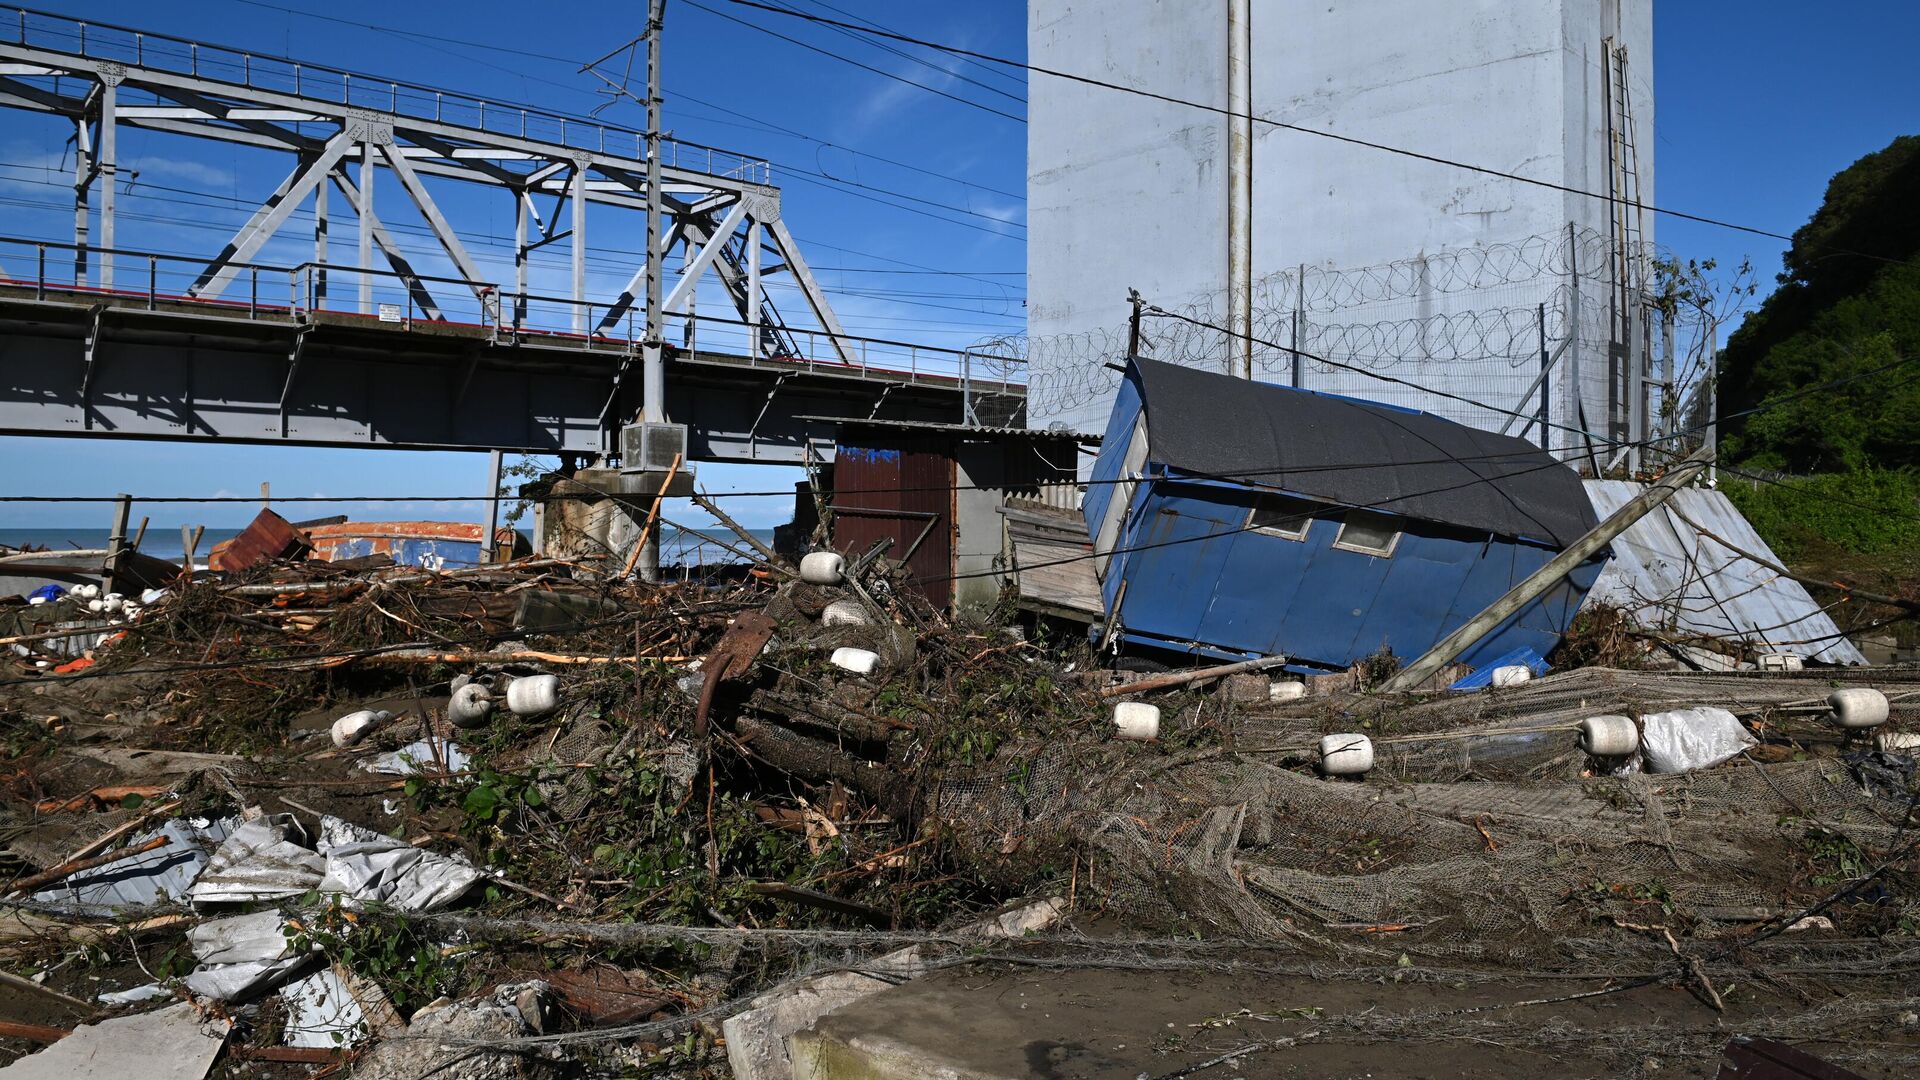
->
[1083,358,1605,673]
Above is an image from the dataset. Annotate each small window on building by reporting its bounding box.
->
[1247,494,1320,541]
[1333,511,1401,557]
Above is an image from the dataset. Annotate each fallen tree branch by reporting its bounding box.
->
[5,834,171,896]
[1097,654,1291,699]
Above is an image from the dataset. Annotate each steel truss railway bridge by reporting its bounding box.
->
[0,7,1023,465]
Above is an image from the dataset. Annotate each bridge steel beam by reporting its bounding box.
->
[0,25,851,370]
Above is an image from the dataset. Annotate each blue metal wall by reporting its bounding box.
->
[1106,477,1600,671]
[1081,375,1143,536]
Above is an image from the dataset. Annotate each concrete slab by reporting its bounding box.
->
[0,1002,229,1079]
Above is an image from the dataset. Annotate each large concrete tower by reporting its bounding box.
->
[1027,0,1657,461]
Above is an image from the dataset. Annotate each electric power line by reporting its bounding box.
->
[718,0,1914,260]
[679,0,1024,125]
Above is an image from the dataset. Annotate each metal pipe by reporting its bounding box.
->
[1225,0,1253,380]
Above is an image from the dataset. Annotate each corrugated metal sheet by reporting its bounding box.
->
[832,431,954,610]
[1583,481,1867,665]
[208,509,309,571]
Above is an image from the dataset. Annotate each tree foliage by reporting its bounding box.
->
[1718,135,1920,471]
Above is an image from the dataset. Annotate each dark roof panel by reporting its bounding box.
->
[1128,357,1596,547]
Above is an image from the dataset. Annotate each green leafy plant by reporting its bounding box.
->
[286,903,458,1017]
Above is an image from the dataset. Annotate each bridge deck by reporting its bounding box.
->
[0,286,1024,463]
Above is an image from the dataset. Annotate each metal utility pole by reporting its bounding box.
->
[634,0,669,583]
[642,0,667,428]
[1225,0,1253,380]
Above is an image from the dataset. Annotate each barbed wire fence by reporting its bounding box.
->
[1018,225,1720,467]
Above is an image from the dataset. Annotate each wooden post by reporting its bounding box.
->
[620,453,682,580]
[1098,653,1291,699]
[1379,446,1713,694]
[482,449,504,564]
[105,493,131,590]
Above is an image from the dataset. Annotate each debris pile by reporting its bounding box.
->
[0,541,1916,1076]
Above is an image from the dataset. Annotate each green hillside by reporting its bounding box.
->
[1717,134,1920,473]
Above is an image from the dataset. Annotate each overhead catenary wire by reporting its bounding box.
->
[718,0,1918,265]
[203,0,1033,205]
[678,0,1025,125]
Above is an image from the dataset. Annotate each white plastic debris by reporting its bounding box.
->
[447,682,495,728]
[820,599,869,627]
[799,551,845,585]
[330,708,392,748]
[1756,652,1805,672]
[1578,715,1640,758]
[829,647,880,676]
[97,982,172,1006]
[1639,707,1756,774]
[187,813,326,904]
[26,594,46,606]
[140,587,170,605]
[1111,701,1160,741]
[317,815,482,912]
[1490,664,1532,688]
[183,910,312,1002]
[1268,680,1307,703]
[505,674,561,717]
[1875,730,1920,753]
[361,736,470,776]
[72,583,100,599]
[1318,733,1374,776]
[1828,688,1890,730]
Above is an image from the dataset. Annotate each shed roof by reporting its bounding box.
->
[1127,357,1596,547]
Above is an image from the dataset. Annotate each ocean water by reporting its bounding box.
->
[0,526,771,566]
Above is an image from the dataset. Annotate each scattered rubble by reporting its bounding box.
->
[0,528,1916,1077]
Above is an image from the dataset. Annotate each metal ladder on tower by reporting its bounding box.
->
[1602,36,1650,469]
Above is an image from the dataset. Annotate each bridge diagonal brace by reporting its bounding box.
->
[189,129,354,300]
[326,170,445,321]
[594,217,686,335]
[79,303,107,428]
[866,382,901,420]
[764,217,856,364]
[380,143,496,320]
[596,343,642,430]
[451,347,484,414]
[0,73,82,115]
[746,370,795,458]
[663,199,748,315]
[279,325,313,438]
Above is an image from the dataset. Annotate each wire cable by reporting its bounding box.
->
[719,0,1917,263]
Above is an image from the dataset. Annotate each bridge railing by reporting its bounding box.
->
[0,235,1027,403]
[2,5,769,183]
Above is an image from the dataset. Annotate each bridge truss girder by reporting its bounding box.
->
[0,28,855,372]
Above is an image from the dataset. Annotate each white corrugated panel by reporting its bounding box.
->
[1583,481,1867,666]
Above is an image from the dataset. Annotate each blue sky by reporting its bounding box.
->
[0,0,1913,534]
